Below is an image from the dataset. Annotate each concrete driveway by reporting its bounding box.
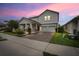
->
[24,32,53,42]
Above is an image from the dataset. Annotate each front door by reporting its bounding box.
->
[37,25,40,31]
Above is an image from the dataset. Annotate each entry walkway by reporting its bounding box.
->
[0,33,79,56]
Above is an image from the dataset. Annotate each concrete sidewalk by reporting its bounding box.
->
[0,33,79,56]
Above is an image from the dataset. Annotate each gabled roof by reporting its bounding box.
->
[19,17,41,25]
[63,15,79,26]
[38,9,59,17]
[28,9,59,19]
[19,9,59,24]
[29,16,39,19]
[19,17,28,23]
[29,9,59,19]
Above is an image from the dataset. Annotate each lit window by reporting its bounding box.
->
[44,16,51,21]
[48,16,50,20]
[44,16,47,21]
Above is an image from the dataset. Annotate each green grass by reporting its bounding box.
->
[2,32,25,37]
[50,33,79,48]
[3,32,17,36]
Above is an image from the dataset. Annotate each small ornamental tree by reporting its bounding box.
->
[56,26,65,33]
[7,20,19,32]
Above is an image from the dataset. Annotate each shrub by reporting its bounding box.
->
[56,26,65,33]
[15,29,24,35]
[4,27,12,32]
[76,31,79,35]
[64,34,72,39]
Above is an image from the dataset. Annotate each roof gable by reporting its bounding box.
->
[38,9,59,17]
[19,9,59,24]
[29,9,59,19]
[63,15,79,26]
[19,17,41,24]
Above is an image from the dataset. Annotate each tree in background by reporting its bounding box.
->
[7,20,19,32]
[56,26,65,33]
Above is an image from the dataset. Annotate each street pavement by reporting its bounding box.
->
[0,39,43,56]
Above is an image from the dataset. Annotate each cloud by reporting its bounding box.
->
[69,11,79,16]
[0,8,30,17]
[27,3,79,16]
[0,3,49,17]
[1,3,79,18]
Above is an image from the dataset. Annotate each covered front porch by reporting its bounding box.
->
[19,22,40,34]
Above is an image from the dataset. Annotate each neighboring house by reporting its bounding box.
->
[19,9,59,33]
[63,16,79,34]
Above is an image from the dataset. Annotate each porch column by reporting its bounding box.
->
[36,24,38,30]
[30,24,34,33]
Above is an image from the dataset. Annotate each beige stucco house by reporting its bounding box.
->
[19,9,59,33]
[64,16,79,34]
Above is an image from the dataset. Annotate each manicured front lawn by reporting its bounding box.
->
[2,32,25,37]
[3,32,17,36]
[50,33,79,48]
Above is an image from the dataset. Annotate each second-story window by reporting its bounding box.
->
[44,16,51,21]
[44,16,47,21]
[48,16,50,20]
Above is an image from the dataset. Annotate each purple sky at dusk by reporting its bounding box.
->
[0,3,79,25]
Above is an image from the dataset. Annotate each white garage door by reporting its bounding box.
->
[41,26,55,32]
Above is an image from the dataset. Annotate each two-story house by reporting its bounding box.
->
[19,9,59,33]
